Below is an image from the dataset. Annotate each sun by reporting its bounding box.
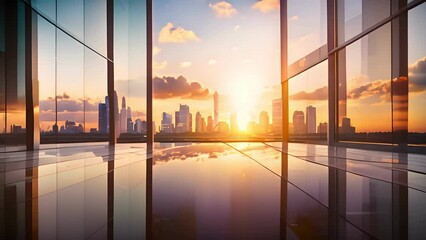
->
[227,72,260,131]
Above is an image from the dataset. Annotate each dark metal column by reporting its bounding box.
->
[146,0,153,151]
[107,0,115,145]
[280,0,288,142]
[327,0,337,146]
[146,1,154,239]
[391,0,409,151]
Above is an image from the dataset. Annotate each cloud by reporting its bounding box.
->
[344,56,426,101]
[154,61,168,70]
[290,15,299,21]
[252,0,280,13]
[290,86,328,101]
[153,46,161,56]
[180,62,192,68]
[40,96,98,113]
[409,57,426,93]
[347,80,390,100]
[154,76,211,99]
[55,92,70,100]
[209,1,237,18]
[159,23,200,43]
[234,25,241,31]
[208,59,217,65]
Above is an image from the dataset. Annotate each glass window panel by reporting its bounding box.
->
[337,0,390,45]
[31,0,56,22]
[84,48,108,136]
[289,71,308,140]
[56,31,84,138]
[153,0,280,141]
[115,0,147,141]
[408,3,426,145]
[57,0,84,40]
[288,0,327,64]
[85,0,107,56]
[0,0,5,152]
[289,61,328,142]
[337,24,392,143]
[5,0,26,151]
[38,15,57,141]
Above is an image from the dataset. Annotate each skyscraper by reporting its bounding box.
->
[98,100,108,133]
[114,91,120,137]
[127,107,133,133]
[201,117,206,133]
[195,112,202,133]
[207,116,214,132]
[175,104,191,133]
[161,112,173,133]
[293,111,305,133]
[259,111,269,133]
[120,96,127,134]
[272,98,282,134]
[214,91,219,126]
[306,106,316,134]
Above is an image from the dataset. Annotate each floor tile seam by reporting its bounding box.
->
[263,144,426,194]
[2,162,148,208]
[225,142,378,239]
[2,157,148,193]
[0,150,149,172]
[262,143,426,179]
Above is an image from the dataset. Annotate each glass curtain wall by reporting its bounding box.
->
[335,0,426,146]
[408,2,426,145]
[114,0,147,143]
[287,0,328,143]
[0,0,27,152]
[35,0,109,143]
[153,0,281,141]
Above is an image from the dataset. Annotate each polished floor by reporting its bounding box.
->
[1,142,426,239]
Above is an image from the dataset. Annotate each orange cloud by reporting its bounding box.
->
[209,1,237,18]
[252,0,280,13]
[159,23,200,43]
[154,76,211,99]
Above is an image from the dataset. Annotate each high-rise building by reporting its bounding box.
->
[120,96,127,134]
[135,119,143,133]
[201,117,206,133]
[207,116,214,132]
[127,107,133,133]
[175,104,191,133]
[259,111,269,133]
[293,111,305,133]
[318,122,328,134]
[306,106,316,134]
[161,112,173,133]
[195,112,202,133]
[98,98,108,133]
[127,118,134,133]
[272,98,282,134]
[214,91,219,126]
[114,91,120,137]
[230,113,238,133]
[340,117,355,134]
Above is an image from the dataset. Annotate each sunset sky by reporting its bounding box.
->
[152,0,281,131]
[35,0,426,134]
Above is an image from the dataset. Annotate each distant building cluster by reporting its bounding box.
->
[290,106,328,134]
[159,93,283,135]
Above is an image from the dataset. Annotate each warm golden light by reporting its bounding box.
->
[227,72,260,131]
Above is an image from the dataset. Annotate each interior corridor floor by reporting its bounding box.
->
[1,142,426,239]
